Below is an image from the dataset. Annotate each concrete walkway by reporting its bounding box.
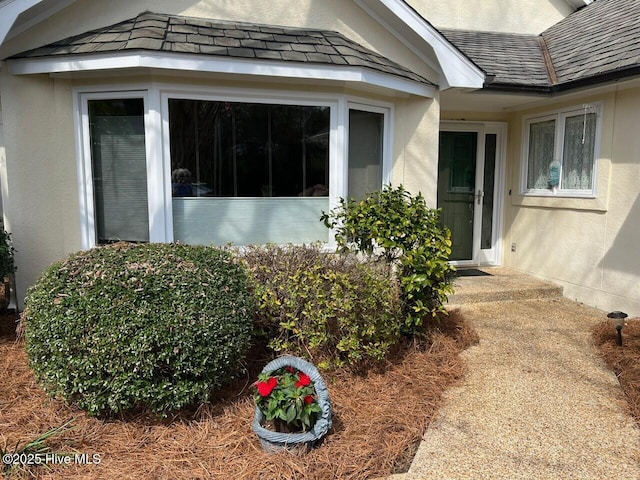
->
[387,270,640,479]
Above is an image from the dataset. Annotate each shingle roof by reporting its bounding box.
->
[440,0,640,91]
[542,0,640,84]
[10,11,433,86]
[439,29,550,86]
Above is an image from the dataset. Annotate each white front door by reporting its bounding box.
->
[437,122,505,266]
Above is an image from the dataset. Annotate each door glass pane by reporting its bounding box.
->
[348,110,383,200]
[562,113,596,190]
[527,119,556,189]
[88,98,149,244]
[438,131,476,261]
[168,99,330,245]
[481,134,497,250]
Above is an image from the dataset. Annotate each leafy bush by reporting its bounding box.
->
[0,227,16,278]
[24,242,254,416]
[241,244,402,368]
[321,185,455,332]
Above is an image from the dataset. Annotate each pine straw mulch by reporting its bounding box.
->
[0,310,478,480]
[592,318,640,425]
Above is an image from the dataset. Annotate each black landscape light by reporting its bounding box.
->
[607,311,628,346]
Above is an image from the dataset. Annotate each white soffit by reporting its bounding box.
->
[355,0,485,89]
[0,0,76,45]
[7,51,437,98]
[0,0,44,45]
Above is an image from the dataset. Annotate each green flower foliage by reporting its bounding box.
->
[24,243,254,417]
[253,367,321,432]
[321,185,455,333]
[241,244,403,368]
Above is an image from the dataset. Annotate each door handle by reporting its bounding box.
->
[475,190,484,205]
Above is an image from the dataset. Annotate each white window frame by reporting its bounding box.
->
[520,103,602,198]
[160,88,340,244]
[75,83,392,249]
[346,101,394,194]
[75,89,158,249]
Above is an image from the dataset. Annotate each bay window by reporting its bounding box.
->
[78,87,389,249]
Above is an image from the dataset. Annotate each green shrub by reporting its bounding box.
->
[241,244,402,368]
[0,227,16,278]
[321,185,455,333]
[24,242,254,416]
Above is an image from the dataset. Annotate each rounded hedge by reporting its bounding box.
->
[24,242,254,416]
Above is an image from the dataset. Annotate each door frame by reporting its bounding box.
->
[439,121,507,267]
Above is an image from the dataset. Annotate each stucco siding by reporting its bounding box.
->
[0,70,81,304]
[503,83,640,315]
[393,95,439,206]
[406,0,574,34]
[599,86,640,310]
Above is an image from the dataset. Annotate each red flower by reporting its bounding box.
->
[304,395,314,405]
[285,366,296,374]
[256,377,278,396]
[295,373,311,388]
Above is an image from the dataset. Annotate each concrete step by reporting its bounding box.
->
[446,268,563,306]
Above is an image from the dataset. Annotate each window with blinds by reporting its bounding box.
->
[348,109,383,201]
[88,98,149,243]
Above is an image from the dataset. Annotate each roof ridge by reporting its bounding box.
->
[537,36,558,85]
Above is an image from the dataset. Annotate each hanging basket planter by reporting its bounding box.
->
[252,355,332,453]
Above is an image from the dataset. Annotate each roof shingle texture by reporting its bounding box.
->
[441,0,640,89]
[11,11,433,86]
[542,0,640,84]
[439,29,550,86]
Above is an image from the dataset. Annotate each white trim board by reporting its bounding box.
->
[354,0,485,89]
[8,51,436,98]
[0,0,43,45]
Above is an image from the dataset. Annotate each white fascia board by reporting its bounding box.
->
[565,0,593,8]
[4,0,77,42]
[356,0,485,89]
[7,51,437,98]
[0,0,44,45]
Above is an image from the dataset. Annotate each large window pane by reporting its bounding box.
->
[172,197,329,245]
[527,119,556,189]
[168,99,330,245]
[348,110,383,200]
[562,113,596,190]
[88,98,149,244]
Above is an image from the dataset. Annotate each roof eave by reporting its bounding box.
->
[0,0,43,45]
[483,65,640,96]
[7,50,437,97]
[0,0,78,45]
[354,0,485,90]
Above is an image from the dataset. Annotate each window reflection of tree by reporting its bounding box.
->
[169,100,329,198]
